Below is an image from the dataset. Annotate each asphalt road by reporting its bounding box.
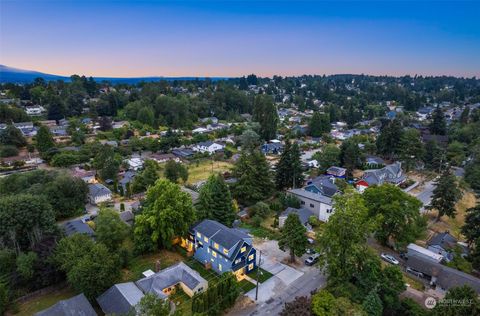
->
[230,268,326,316]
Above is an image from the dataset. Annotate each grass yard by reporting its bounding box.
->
[247,268,274,283]
[403,274,425,291]
[122,250,184,282]
[169,288,192,316]
[11,286,77,316]
[427,191,476,240]
[186,160,233,184]
[238,279,256,293]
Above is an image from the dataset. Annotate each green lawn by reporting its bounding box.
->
[238,279,257,293]
[12,287,77,316]
[169,288,192,316]
[247,268,274,283]
[122,250,184,282]
[186,160,233,184]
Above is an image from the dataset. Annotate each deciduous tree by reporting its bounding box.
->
[134,179,195,251]
[95,208,130,251]
[363,184,426,248]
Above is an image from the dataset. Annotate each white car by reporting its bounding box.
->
[380,253,399,265]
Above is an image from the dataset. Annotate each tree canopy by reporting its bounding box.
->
[134,179,196,251]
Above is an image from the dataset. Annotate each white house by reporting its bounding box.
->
[287,188,334,222]
[88,183,112,205]
[192,141,225,155]
[126,157,144,171]
[25,105,45,116]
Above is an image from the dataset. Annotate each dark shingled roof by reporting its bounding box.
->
[35,294,96,316]
[136,262,206,298]
[406,254,480,294]
[96,282,144,315]
[192,219,250,250]
[280,207,314,225]
[62,220,94,237]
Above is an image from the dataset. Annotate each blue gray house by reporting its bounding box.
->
[185,220,256,278]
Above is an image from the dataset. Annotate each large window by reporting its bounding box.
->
[248,254,254,261]
[248,263,254,271]
[219,264,222,271]
[223,248,228,255]
[241,246,246,253]
[196,232,201,239]
[204,236,209,243]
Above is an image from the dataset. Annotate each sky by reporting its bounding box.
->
[1,0,480,78]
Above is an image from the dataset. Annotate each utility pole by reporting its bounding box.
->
[255,250,262,300]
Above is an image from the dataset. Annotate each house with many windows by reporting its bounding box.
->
[287,175,339,222]
[184,220,256,279]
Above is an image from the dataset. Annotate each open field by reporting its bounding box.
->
[186,160,233,184]
[427,190,476,240]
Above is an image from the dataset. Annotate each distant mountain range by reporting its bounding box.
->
[0,65,227,84]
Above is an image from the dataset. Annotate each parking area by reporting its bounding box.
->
[243,239,321,303]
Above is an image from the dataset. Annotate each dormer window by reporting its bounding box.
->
[204,236,209,243]
[214,242,219,250]
[223,248,228,255]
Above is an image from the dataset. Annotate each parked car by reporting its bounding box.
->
[380,253,399,265]
[307,238,315,245]
[306,248,315,254]
[305,253,320,266]
[406,267,424,278]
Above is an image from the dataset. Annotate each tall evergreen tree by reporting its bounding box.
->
[275,140,304,190]
[340,138,364,172]
[278,213,308,263]
[253,94,278,141]
[376,119,404,159]
[308,112,330,137]
[232,149,273,204]
[399,128,425,171]
[197,174,236,226]
[428,169,463,221]
[462,205,480,246]
[424,140,446,171]
[429,106,447,135]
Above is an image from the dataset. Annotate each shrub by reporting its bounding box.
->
[0,145,18,158]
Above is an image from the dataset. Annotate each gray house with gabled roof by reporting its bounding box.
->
[136,262,207,298]
[97,282,144,315]
[35,293,96,316]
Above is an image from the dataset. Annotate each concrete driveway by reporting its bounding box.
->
[410,179,437,212]
[244,239,304,302]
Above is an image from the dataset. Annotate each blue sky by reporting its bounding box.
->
[1,0,479,77]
